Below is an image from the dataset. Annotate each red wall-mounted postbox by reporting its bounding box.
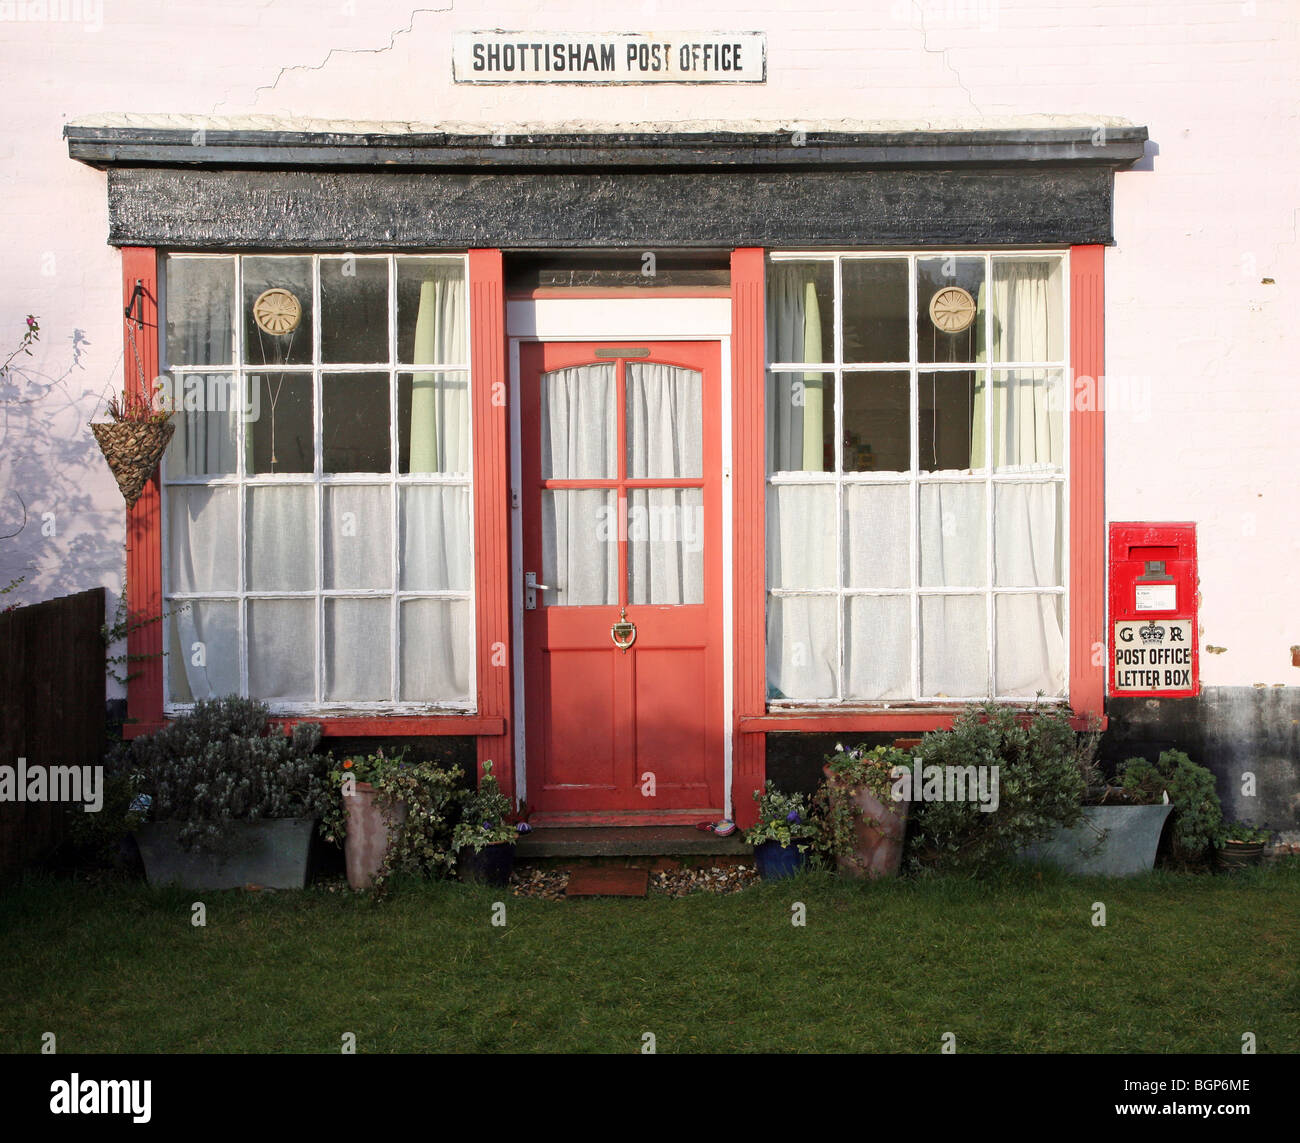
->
[1109,523,1199,698]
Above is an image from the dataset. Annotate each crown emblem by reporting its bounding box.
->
[1139,622,1164,644]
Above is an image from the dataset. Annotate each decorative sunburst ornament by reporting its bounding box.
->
[253,287,302,335]
[928,286,977,333]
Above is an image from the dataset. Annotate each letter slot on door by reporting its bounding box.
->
[1109,522,1199,698]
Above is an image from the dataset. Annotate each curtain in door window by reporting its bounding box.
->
[766,265,825,472]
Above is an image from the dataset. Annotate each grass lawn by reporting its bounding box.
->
[2,862,1297,1054]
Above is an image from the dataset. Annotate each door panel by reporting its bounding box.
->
[521,340,723,816]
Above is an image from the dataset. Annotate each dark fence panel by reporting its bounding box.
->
[0,588,107,880]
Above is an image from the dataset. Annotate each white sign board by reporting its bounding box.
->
[1112,620,1194,692]
[453,31,766,83]
[1134,583,1177,611]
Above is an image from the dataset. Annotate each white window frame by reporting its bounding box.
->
[765,249,1070,706]
[159,252,476,716]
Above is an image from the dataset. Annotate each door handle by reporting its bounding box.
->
[525,571,551,610]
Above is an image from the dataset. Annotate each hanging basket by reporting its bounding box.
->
[91,420,175,510]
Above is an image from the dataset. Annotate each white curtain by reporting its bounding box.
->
[765,265,825,472]
[410,268,469,473]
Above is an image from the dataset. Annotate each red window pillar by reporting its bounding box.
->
[468,249,514,799]
[1069,245,1106,723]
[730,248,766,826]
[120,247,165,736]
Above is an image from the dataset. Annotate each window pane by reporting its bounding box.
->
[165,374,239,478]
[628,488,703,605]
[247,485,315,591]
[248,599,315,702]
[766,483,836,589]
[397,259,466,365]
[325,485,391,590]
[919,370,983,472]
[243,257,313,366]
[844,484,909,589]
[542,489,617,607]
[842,370,909,473]
[247,373,312,474]
[917,257,985,365]
[766,594,837,700]
[325,599,390,701]
[324,372,390,473]
[167,485,238,592]
[992,257,1063,362]
[845,595,910,700]
[398,372,471,475]
[920,483,986,587]
[842,258,908,363]
[921,595,987,698]
[167,601,240,703]
[766,261,833,364]
[400,599,472,701]
[991,370,1063,471]
[540,364,616,479]
[996,594,1064,697]
[321,256,389,364]
[995,482,1063,588]
[165,257,234,366]
[400,485,472,591]
[626,362,702,478]
[767,371,833,473]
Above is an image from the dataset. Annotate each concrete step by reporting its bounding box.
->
[515,825,750,859]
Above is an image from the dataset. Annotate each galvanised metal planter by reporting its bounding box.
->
[752,840,807,881]
[1018,804,1173,877]
[135,818,316,890]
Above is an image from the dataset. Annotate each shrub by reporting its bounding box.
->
[131,696,327,852]
[1115,749,1223,864]
[905,703,1091,874]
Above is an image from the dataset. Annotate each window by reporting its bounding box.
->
[765,252,1067,703]
[160,253,474,712]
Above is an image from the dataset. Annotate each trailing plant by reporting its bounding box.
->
[1220,820,1270,845]
[812,743,910,863]
[905,703,1089,874]
[451,760,519,854]
[320,748,464,893]
[128,696,327,852]
[1114,750,1222,864]
[744,780,815,851]
[101,584,185,687]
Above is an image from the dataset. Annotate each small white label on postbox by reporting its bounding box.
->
[1135,583,1176,611]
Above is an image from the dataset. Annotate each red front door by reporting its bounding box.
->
[521,341,724,820]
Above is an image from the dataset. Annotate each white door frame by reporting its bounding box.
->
[507,296,735,819]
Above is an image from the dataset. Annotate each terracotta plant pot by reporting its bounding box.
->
[822,764,909,879]
[1217,839,1265,871]
[344,781,407,890]
[91,420,175,509]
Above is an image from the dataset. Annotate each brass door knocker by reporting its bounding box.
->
[611,607,637,653]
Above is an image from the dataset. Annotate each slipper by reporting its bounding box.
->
[696,819,737,836]
[695,820,716,832]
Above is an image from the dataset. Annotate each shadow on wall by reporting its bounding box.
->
[0,323,126,607]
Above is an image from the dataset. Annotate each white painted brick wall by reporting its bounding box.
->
[0,0,1295,694]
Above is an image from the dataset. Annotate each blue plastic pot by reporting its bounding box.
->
[753,839,807,881]
[457,842,515,886]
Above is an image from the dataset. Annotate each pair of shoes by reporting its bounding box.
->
[695,819,736,836]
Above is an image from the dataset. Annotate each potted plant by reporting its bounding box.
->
[813,743,910,879]
[128,697,328,889]
[744,781,814,880]
[1216,821,1271,870]
[91,388,176,510]
[452,760,519,886]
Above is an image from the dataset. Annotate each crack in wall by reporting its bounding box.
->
[909,1,982,116]
[211,5,454,116]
